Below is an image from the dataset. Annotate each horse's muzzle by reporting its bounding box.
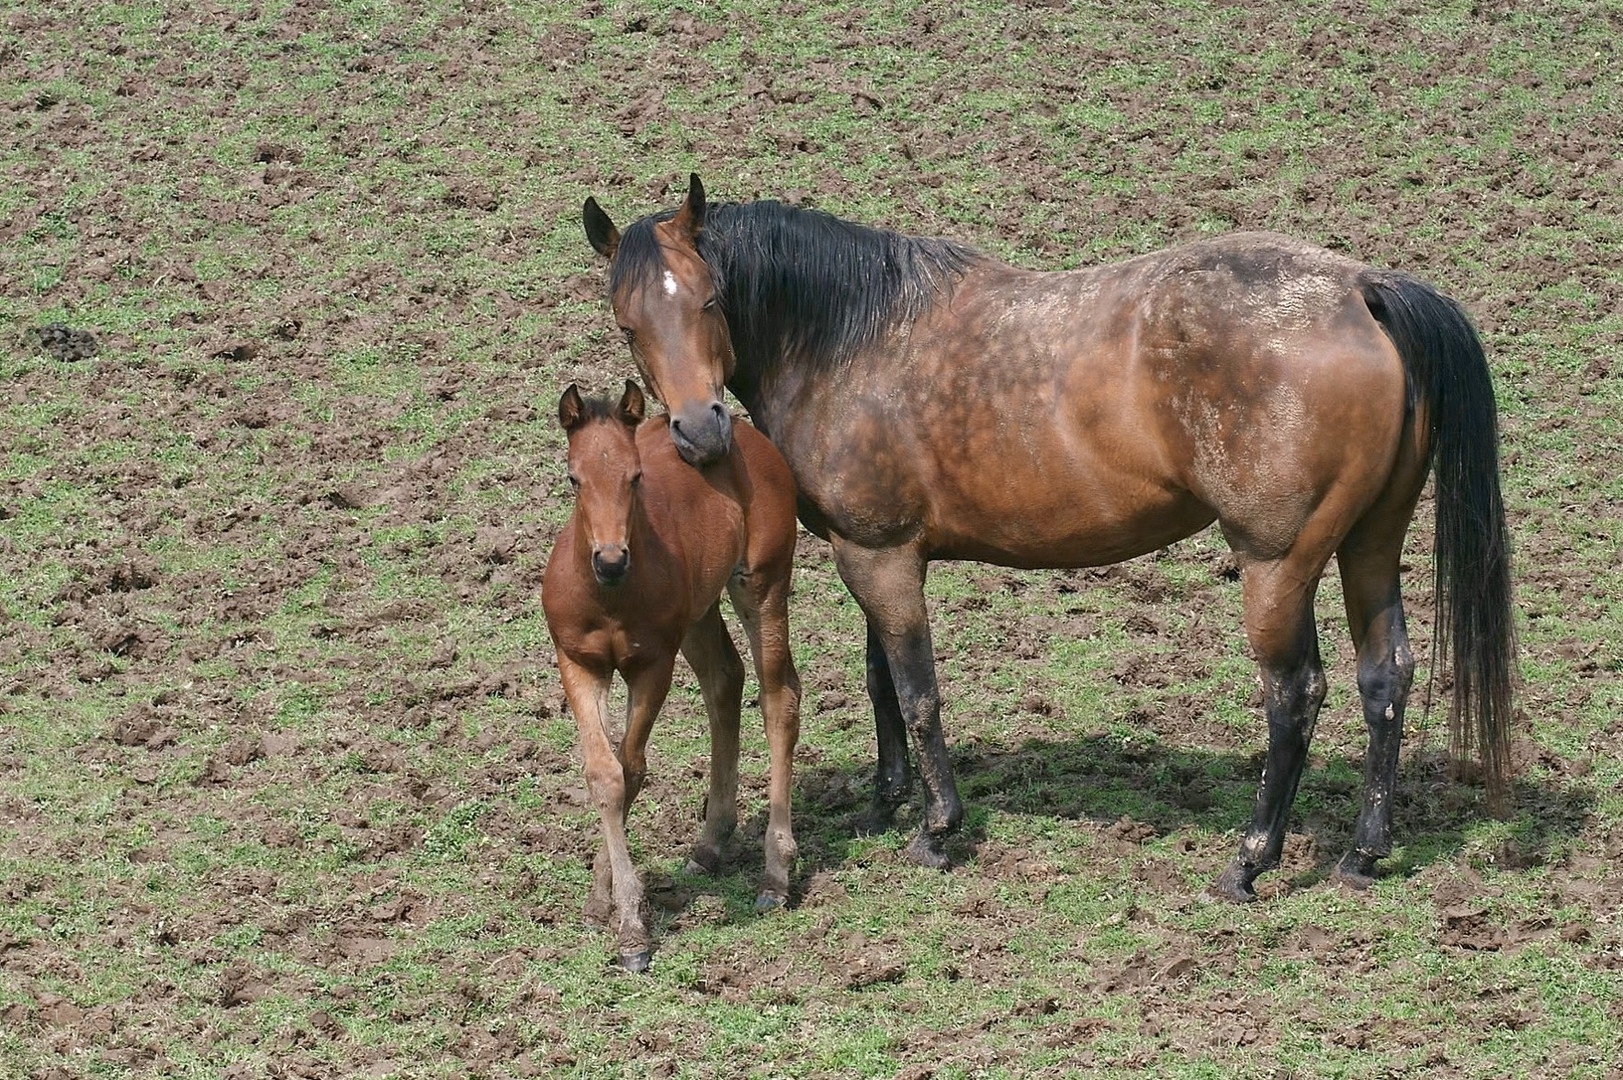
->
[669,401,732,467]
[592,544,630,585]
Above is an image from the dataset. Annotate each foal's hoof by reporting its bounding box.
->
[754,891,787,913]
[1330,851,1377,892]
[1204,864,1258,904]
[903,831,952,870]
[619,949,652,974]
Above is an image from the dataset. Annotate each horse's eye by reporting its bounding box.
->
[630,471,642,488]
[567,474,580,490]
[701,296,718,311]
[620,326,635,344]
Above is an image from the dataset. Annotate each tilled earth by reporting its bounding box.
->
[3,1,1622,1077]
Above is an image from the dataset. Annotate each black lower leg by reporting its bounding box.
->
[857,621,913,833]
[1213,656,1326,901]
[888,627,961,868]
[1335,638,1413,888]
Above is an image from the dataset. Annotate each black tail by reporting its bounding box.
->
[1362,273,1517,810]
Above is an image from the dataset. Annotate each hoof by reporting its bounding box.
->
[754,891,786,913]
[619,949,652,973]
[1330,851,1377,892]
[685,848,721,876]
[903,831,952,870]
[1205,864,1258,904]
[851,802,897,837]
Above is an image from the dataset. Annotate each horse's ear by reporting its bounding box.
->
[670,173,706,242]
[558,384,587,432]
[583,197,620,259]
[616,379,646,427]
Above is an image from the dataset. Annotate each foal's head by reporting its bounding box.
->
[584,174,734,467]
[558,380,647,586]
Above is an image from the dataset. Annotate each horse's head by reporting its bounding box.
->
[558,380,647,586]
[584,174,734,467]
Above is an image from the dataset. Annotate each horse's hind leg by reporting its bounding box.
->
[727,573,803,908]
[1210,554,1329,902]
[679,601,745,876]
[1329,488,1423,889]
[858,620,914,834]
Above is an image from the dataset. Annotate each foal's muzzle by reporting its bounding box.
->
[669,401,732,467]
[591,544,629,585]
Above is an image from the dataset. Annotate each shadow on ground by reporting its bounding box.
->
[641,732,1596,931]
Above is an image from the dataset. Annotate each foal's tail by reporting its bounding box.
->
[1362,273,1517,811]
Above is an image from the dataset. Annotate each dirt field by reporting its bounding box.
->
[3,1,1622,1077]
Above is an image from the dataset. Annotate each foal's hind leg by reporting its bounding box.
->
[1210,555,1329,902]
[679,601,746,876]
[728,572,803,908]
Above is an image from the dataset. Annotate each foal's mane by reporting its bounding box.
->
[611,200,982,375]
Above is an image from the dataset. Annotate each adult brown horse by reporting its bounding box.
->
[542,380,802,969]
[582,175,1514,901]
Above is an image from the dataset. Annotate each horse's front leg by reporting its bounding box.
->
[854,620,915,835]
[833,540,961,869]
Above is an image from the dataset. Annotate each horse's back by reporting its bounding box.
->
[775,230,1414,567]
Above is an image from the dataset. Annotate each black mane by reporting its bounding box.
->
[610,200,982,382]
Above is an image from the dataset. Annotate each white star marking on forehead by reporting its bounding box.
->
[663,270,678,297]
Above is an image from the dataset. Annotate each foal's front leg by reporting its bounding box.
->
[561,650,674,971]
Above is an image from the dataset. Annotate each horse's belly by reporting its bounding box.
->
[924,481,1215,568]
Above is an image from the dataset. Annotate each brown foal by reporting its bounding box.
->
[541,380,802,970]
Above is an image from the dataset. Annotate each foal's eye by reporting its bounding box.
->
[619,326,635,344]
[629,471,642,488]
[567,474,580,490]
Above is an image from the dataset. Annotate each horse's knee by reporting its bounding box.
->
[1356,642,1414,734]
[1264,659,1326,721]
[903,686,942,739]
[584,760,626,808]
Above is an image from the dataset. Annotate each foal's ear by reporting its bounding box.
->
[670,173,706,242]
[616,379,646,427]
[583,197,620,259]
[558,384,587,432]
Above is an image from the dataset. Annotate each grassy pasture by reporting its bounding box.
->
[2,0,1622,1076]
